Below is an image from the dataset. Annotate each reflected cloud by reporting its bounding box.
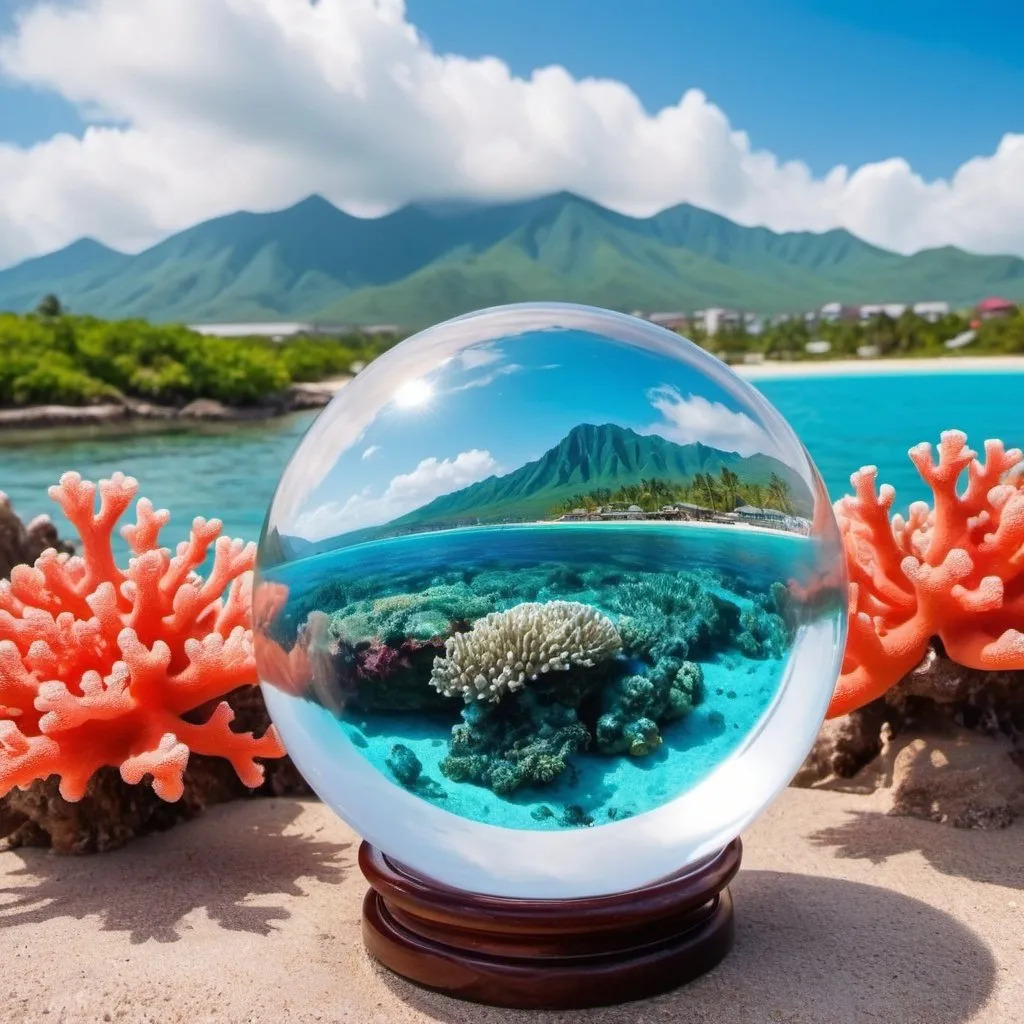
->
[451,362,524,392]
[362,445,381,460]
[295,449,500,540]
[644,385,783,459]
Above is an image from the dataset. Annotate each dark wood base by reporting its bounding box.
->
[359,838,742,1010]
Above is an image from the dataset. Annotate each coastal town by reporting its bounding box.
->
[553,500,811,535]
[635,294,1020,359]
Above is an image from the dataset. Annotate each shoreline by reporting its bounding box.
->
[733,355,1024,380]
[0,377,351,433]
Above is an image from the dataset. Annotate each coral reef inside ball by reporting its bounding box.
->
[253,302,848,899]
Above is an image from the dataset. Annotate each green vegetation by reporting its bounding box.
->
[0,310,398,408]
[689,308,1024,360]
[550,469,796,517]
[1,193,1023,327]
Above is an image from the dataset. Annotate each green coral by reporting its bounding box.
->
[441,688,592,795]
[595,658,704,756]
[329,581,491,645]
[609,571,789,663]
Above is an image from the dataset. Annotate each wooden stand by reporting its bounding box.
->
[359,838,742,1010]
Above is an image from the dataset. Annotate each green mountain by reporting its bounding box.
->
[391,422,811,529]
[288,422,813,559]
[2,192,1022,325]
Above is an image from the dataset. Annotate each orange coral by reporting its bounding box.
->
[829,430,1024,718]
[0,472,284,801]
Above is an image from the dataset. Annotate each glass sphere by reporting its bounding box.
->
[254,303,847,899]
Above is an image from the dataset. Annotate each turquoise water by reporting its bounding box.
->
[0,371,1017,557]
[257,523,832,829]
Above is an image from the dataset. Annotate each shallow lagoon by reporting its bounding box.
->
[263,522,822,830]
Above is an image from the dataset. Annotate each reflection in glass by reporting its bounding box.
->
[254,303,846,898]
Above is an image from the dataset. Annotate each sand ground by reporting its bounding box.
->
[1,787,1020,1024]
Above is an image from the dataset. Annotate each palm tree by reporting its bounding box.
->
[718,467,741,510]
[693,472,718,511]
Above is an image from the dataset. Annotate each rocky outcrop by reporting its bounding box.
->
[0,379,347,432]
[0,492,74,580]
[797,647,1024,829]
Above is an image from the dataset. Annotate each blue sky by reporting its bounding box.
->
[4,0,1021,178]
[406,0,1024,181]
[0,0,1022,265]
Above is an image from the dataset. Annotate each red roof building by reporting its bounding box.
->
[976,296,1018,319]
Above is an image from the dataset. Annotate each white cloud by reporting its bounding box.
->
[0,0,1023,266]
[361,444,380,459]
[296,447,499,539]
[645,385,782,459]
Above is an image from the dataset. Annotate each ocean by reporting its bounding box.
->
[0,370,1018,551]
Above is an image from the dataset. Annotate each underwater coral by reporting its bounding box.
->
[430,600,622,702]
[0,472,284,804]
[831,430,1024,718]
[290,556,792,810]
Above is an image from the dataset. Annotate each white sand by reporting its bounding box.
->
[2,786,1019,1024]
[735,355,1024,380]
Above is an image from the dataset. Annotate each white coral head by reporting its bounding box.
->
[430,600,621,704]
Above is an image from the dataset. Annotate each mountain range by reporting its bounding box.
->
[2,193,1024,328]
[282,422,812,558]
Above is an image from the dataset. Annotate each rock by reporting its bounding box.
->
[888,732,1024,829]
[795,645,1024,829]
[794,699,891,787]
[0,687,313,854]
[0,493,74,581]
[0,403,132,429]
[178,398,234,420]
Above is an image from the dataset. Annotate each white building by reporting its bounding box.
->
[805,340,832,355]
[694,308,742,336]
[912,301,950,322]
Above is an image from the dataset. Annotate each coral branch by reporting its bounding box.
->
[831,430,1024,718]
[0,474,281,802]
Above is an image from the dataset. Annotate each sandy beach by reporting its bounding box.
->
[2,786,1019,1024]
[734,355,1024,380]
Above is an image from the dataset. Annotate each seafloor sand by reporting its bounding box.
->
[735,355,1024,379]
[2,787,1020,1024]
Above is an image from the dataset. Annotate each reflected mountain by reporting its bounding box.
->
[279,423,813,561]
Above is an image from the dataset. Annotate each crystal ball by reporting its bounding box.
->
[254,303,847,899]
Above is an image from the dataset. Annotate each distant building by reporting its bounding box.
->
[804,340,832,355]
[735,505,791,529]
[188,321,356,340]
[857,344,881,358]
[858,303,907,321]
[694,308,742,336]
[977,297,1018,320]
[644,312,690,332]
[819,302,860,322]
[361,324,402,335]
[559,508,590,522]
[912,301,950,322]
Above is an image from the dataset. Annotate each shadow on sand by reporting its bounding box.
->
[376,869,997,1024]
[0,798,350,944]
[810,808,1024,889]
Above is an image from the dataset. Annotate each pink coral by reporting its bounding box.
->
[830,430,1024,718]
[0,472,284,801]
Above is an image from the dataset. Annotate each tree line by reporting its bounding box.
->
[550,470,797,517]
[0,297,400,407]
[686,307,1024,358]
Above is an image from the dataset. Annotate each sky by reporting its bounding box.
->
[0,0,1022,268]
[283,322,792,542]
